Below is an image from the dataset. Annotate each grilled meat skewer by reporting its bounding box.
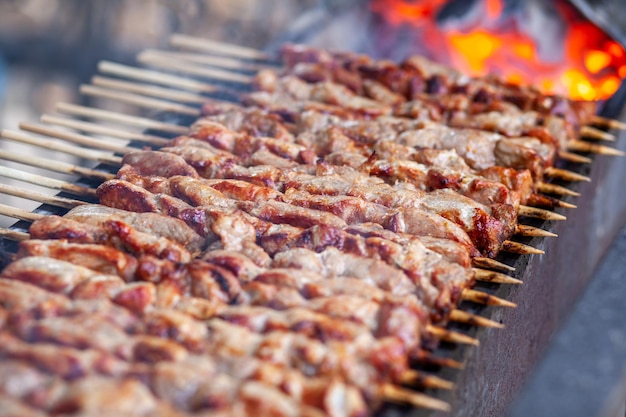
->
[117,144,516,258]
[277,44,597,133]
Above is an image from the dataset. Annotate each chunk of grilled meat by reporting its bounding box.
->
[28,214,193,263]
[117,146,513,257]
[198,104,536,203]
[278,43,597,132]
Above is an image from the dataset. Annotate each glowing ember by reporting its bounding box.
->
[370,0,626,100]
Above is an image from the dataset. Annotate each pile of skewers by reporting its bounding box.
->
[0,35,624,416]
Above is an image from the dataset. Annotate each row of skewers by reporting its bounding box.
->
[0,34,624,416]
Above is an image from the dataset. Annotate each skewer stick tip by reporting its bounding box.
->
[536,182,581,197]
[590,115,626,131]
[518,205,567,221]
[0,228,30,242]
[558,150,592,164]
[400,370,456,390]
[515,224,558,238]
[462,288,517,308]
[427,325,480,346]
[382,384,451,412]
[472,257,515,272]
[415,350,465,370]
[502,240,545,255]
[473,268,523,285]
[580,125,616,141]
[568,141,625,157]
[450,309,506,328]
[544,167,591,182]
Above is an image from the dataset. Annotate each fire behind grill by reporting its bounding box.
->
[0,35,625,417]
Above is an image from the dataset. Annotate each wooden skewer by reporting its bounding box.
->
[590,115,626,130]
[20,122,136,155]
[140,49,272,72]
[501,240,545,255]
[138,52,254,84]
[472,257,515,272]
[41,114,169,147]
[0,149,114,181]
[170,34,273,61]
[0,183,86,209]
[80,85,202,117]
[473,268,522,285]
[0,203,44,222]
[400,370,455,390]
[526,193,577,210]
[580,125,616,141]
[56,103,188,135]
[1,130,122,165]
[462,288,517,308]
[544,167,591,182]
[382,383,451,411]
[515,224,558,238]
[555,200,577,209]
[415,349,464,369]
[567,140,625,156]
[558,150,592,164]
[0,228,29,242]
[92,76,209,105]
[0,166,96,199]
[536,182,581,197]
[426,325,479,346]
[448,309,504,328]
[518,205,567,221]
[98,61,221,94]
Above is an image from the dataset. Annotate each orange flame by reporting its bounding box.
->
[370,0,626,100]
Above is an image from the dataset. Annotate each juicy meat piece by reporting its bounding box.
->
[0,256,114,295]
[97,179,212,241]
[205,179,284,203]
[168,176,236,210]
[203,250,265,282]
[208,210,272,268]
[29,215,192,263]
[97,179,192,220]
[116,164,175,195]
[283,189,390,225]
[122,151,199,178]
[17,240,138,282]
[362,79,406,105]
[240,200,348,230]
[0,278,70,313]
[494,137,552,178]
[70,275,126,301]
[64,204,205,256]
[283,171,493,255]
[397,124,500,171]
[50,377,160,416]
[0,394,47,417]
[479,166,533,205]
[201,107,296,142]
[0,361,50,398]
[273,247,417,297]
[161,144,237,179]
[29,215,108,245]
